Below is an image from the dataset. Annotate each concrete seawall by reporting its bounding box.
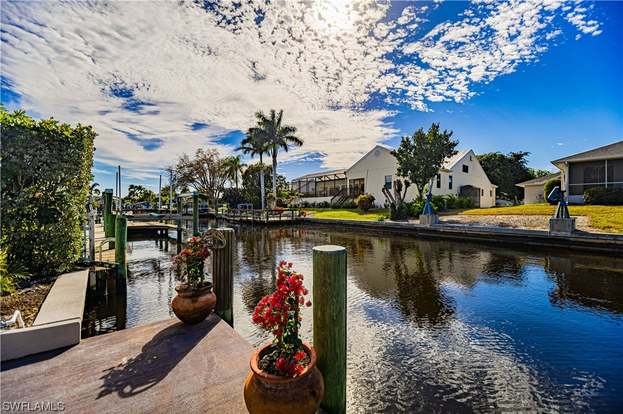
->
[303,218,623,254]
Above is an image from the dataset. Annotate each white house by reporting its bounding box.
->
[516,172,560,204]
[551,140,623,204]
[291,145,497,208]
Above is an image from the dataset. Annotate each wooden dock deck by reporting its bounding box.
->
[1,315,252,413]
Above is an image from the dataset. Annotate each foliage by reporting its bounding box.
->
[222,155,246,189]
[529,168,552,178]
[252,261,311,377]
[237,129,271,209]
[383,179,411,220]
[461,203,623,233]
[1,108,95,276]
[356,193,375,211]
[392,123,459,200]
[172,235,212,289]
[478,151,534,201]
[123,184,156,205]
[543,178,561,204]
[241,163,290,208]
[159,184,177,208]
[409,195,474,217]
[250,110,303,207]
[0,248,26,295]
[222,187,246,208]
[175,148,229,208]
[584,187,623,205]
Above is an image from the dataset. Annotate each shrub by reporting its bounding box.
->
[340,199,358,209]
[544,179,561,204]
[584,187,623,205]
[1,109,95,276]
[356,193,375,211]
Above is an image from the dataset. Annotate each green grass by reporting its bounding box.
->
[461,203,623,233]
[304,208,388,222]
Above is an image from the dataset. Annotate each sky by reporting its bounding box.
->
[2,0,622,195]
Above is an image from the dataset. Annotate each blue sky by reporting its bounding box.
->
[2,0,621,195]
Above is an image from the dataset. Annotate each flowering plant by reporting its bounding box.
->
[172,235,211,289]
[252,261,312,377]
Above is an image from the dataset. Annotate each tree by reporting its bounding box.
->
[175,149,229,209]
[529,168,551,178]
[251,110,303,207]
[478,151,534,201]
[159,184,177,208]
[237,128,270,209]
[241,163,289,208]
[223,155,246,189]
[124,184,156,205]
[392,123,458,200]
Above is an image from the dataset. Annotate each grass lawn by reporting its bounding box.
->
[461,203,623,233]
[304,208,388,221]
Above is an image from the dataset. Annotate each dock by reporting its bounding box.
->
[1,315,252,413]
[219,209,303,225]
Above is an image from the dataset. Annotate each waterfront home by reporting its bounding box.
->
[552,140,623,204]
[516,172,561,204]
[291,145,497,208]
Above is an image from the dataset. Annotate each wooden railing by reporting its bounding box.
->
[219,208,303,223]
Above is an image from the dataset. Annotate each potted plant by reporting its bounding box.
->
[171,234,217,324]
[244,261,324,414]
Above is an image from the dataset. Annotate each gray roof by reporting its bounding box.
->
[552,140,623,167]
[516,172,560,188]
[291,169,346,181]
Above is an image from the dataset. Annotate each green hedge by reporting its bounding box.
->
[584,187,623,205]
[1,109,95,276]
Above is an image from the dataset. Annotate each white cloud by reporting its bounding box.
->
[0,0,602,180]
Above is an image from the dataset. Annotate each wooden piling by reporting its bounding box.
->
[103,189,115,239]
[176,197,183,254]
[313,245,347,414]
[213,228,235,326]
[192,192,199,236]
[115,215,128,278]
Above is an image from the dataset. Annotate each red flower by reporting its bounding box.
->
[294,351,306,362]
[305,300,312,307]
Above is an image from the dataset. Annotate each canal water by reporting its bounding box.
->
[83,223,623,413]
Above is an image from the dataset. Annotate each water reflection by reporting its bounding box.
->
[82,224,623,412]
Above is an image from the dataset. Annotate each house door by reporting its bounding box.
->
[459,185,481,207]
[349,178,365,197]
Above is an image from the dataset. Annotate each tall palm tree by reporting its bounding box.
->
[223,155,246,189]
[253,110,303,206]
[237,129,270,209]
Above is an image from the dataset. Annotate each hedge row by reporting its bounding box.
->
[584,187,623,205]
[1,108,95,276]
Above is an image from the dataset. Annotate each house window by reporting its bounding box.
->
[469,155,473,161]
[448,175,453,190]
[436,174,441,188]
[462,164,469,173]
[384,175,392,189]
[490,190,492,197]
[481,189,484,196]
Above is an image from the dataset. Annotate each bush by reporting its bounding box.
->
[408,194,473,217]
[1,109,95,276]
[544,179,561,204]
[340,199,358,209]
[584,187,623,205]
[356,194,375,211]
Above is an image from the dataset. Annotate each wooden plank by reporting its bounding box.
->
[1,315,252,413]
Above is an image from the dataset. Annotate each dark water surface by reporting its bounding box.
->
[83,223,623,413]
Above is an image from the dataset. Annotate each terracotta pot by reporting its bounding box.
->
[171,282,216,324]
[244,343,324,414]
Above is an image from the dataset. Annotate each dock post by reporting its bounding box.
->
[115,215,128,277]
[213,227,235,326]
[176,196,183,254]
[192,192,199,236]
[103,188,116,243]
[313,245,347,414]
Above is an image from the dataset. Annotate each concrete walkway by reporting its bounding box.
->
[1,315,252,413]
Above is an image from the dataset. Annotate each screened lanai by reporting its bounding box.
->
[290,170,347,198]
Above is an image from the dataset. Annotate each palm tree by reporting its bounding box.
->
[237,129,270,209]
[252,110,303,206]
[223,155,246,189]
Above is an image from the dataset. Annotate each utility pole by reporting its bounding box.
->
[169,168,174,214]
